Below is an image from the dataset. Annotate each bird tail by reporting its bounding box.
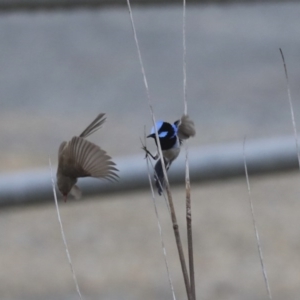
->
[79,113,106,138]
[176,114,196,140]
[70,184,82,200]
[154,158,171,196]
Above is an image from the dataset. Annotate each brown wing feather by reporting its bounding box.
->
[58,140,89,178]
[68,137,119,181]
[177,114,196,140]
[58,141,67,157]
[79,113,106,138]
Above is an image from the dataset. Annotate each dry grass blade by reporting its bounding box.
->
[143,131,177,300]
[183,0,187,114]
[279,48,300,169]
[182,0,195,298]
[243,139,272,300]
[126,1,192,298]
[185,142,195,300]
[164,181,192,300]
[49,158,84,300]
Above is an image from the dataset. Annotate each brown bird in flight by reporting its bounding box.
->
[56,113,119,201]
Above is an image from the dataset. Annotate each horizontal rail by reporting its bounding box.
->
[0,135,298,206]
[0,0,291,12]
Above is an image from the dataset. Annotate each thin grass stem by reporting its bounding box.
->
[243,140,272,300]
[143,130,177,300]
[182,1,195,299]
[126,2,192,298]
[49,158,84,300]
[183,0,187,115]
[279,48,300,169]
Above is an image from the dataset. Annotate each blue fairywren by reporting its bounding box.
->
[143,114,195,195]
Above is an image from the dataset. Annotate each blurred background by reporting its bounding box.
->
[1,0,300,299]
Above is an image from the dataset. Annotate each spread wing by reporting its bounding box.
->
[175,114,196,140]
[79,113,106,138]
[59,136,119,181]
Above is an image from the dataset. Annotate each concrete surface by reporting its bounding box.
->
[1,2,300,171]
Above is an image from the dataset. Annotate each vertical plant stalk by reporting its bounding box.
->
[183,0,195,299]
[243,140,272,300]
[49,158,83,300]
[185,143,195,300]
[165,182,192,300]
[126,1,192,299]
[182,0,187,112]
[279,48,300,169]
[144,132,177,300]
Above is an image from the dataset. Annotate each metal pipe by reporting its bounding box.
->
[0,135,298,206]
[0,0,290,12]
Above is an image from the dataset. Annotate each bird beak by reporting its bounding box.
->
[63,195,68,202]
[147,133,155,138]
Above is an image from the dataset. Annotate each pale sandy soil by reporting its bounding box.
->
[1,171,300,300]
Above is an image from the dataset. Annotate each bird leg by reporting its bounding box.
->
[141,145,158,160]
[140,136,159,160]
[142,146,157,160]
